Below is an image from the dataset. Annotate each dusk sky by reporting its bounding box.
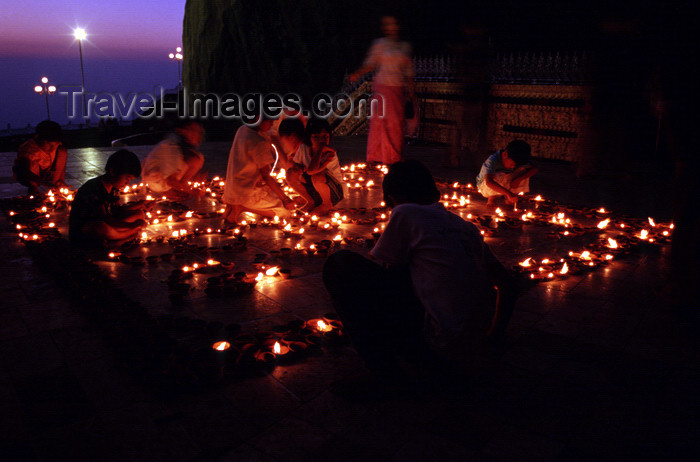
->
[0,0,186,129]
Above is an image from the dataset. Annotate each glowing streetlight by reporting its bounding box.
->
[73,27,88,122]
[169,46,183,93]
[34,76,57,120]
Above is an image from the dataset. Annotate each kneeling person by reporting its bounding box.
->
[13,120,68,195]
[69,149,147,248]
[476,139,537,206]
[287,118,344,215]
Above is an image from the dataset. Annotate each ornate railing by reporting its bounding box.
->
[490,52,592,85]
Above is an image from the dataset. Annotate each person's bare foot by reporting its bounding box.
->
[223,204,242,224]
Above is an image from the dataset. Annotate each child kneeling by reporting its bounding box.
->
[476,139,537,205]
[285,118,344,215]
[69,149,147,248]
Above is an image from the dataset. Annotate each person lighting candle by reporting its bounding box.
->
[323,160,519,400]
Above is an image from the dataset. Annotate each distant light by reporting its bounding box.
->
[175,53,183,60]
[41,76,48,84]
[34,85,43,93]
[74,28,87,41]
[168,53,175,59]
[176,46,182,53]
[48,85,56,93]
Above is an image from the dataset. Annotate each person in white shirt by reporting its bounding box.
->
[222,117,301,223]
[323,160,517,398]
[141,120,205,199]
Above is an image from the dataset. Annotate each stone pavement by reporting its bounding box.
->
[0,135,697,461]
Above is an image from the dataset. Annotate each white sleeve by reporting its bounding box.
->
[369,206,412,267]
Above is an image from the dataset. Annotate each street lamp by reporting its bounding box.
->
[168,47,183,93]
[34,76,57,120]
[74,27,88,123]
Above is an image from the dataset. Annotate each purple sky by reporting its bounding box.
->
[0,0,186,129]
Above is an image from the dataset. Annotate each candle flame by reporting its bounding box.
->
[519,257,532,267]
[607,238,618,248]
[273,341,281,354]
[265,266,278,276]
[648,217,656,227]
[580,251,591,260]
[534,195,543,201]
[640,229,649,239]
[317,320,331,332]
[333,234,342,241]
[255,272,264,281]
[213,341,230,351]
[560,262,569,275]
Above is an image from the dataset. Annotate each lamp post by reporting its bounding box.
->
[74,28,88,123]
[34,77,57,120]
[168,47,183,94]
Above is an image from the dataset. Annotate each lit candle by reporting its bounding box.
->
[212,341,230,351]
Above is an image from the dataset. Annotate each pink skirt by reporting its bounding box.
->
[367,84,405,165]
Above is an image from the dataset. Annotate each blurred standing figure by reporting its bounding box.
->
[447,21,491,169]
[349,15,415,165]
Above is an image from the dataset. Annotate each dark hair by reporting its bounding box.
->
[278,117,305,139]
[174,118,202,131]
[105,149,141,177]
[303,117,331,146]
[505,140,532,165]
[35,120,62,142]
[382,160,440,206]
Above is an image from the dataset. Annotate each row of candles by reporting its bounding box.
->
[210,317,342,363]
[7,164,673,288]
